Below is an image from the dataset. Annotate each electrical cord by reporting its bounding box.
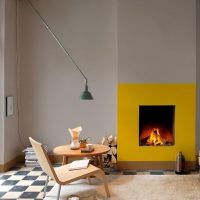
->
[16,0,27,149]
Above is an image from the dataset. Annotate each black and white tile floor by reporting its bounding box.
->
[0,165,55,200]
[0,164,198,200]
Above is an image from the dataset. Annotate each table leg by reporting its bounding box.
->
[94,156,99,166]
[98,155,104,169]
[62,156,68,165]
[94,155,104,169]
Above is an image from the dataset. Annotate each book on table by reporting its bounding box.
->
[81,147,94,153]
[69,159,90,170]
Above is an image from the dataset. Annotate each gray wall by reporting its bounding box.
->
[118,0,197,150]
[0,0,20,164]
[4,0,20,163]
[0,0,5,164]
[197,0,200,152]
[5,0,198,156]
[118,0,196,83]
[19,0,117,149]
[18,0,198,150]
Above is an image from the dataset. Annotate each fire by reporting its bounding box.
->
[147,128,164,145]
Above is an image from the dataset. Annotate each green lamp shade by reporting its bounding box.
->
[80,91,93,100]
[80,84,93,100]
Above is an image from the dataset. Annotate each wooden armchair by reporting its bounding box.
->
[29,137,110,200]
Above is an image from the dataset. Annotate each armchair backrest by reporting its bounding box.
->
[29,137,58,182]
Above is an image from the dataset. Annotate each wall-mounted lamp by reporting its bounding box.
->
[27,0,93,100]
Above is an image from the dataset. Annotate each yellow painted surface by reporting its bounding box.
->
[118,84,196,161]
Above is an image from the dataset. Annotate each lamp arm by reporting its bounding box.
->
[27,0,88,83]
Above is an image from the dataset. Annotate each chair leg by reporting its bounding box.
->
[101,173,110,198]
[43,175,49,198]
[96,171,110,198]
[87,177,92,185]
[57,184,61,200]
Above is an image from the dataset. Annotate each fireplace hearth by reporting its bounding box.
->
[139,105,175,146]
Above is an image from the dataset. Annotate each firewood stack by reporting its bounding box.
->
[101,135,117,168]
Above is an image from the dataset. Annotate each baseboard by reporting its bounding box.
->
[3,155,196,172]
[117,161,196,171]
[0,154,81,172]
[0,155,24,172]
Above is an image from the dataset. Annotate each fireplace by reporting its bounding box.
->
[139,105,175,146]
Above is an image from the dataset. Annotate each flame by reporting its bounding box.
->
[147,128,164,145]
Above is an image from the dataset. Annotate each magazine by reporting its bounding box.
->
[69,159,90,170]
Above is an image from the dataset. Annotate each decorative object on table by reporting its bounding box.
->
[81,144,94,153]
[101,135,117,168]
[26,0,93,100]
[87,143,94,150]
[175,151,185,174]
[79,137,90,148]
[23,145,48,167]
[68,126,82,150]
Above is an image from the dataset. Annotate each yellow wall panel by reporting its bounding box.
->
[118,84,196,161]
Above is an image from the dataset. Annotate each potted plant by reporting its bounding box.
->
[79,137,90,148]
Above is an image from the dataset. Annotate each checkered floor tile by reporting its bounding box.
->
[0,164,198,200]
[0,165,55,200]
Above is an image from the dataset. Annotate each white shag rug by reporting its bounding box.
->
[44,175,200,200]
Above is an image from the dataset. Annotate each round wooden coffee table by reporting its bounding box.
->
[52,144,110,169]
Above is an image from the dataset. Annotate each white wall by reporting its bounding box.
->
[118,0,196,83]
[4,0,20,163]
[19,0,117,149]
[0,0,5,164]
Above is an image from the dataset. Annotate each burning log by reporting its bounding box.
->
[147,128,163,146]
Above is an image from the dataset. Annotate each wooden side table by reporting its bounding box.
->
[52,144,110,169]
